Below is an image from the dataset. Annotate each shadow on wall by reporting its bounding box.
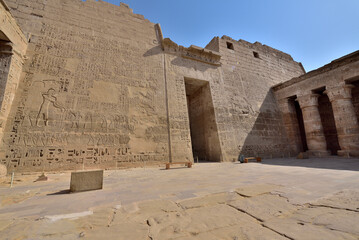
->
[170,57,218,72]
[259,157,359,171]
[143,46,163,57]
[238,89,295,159]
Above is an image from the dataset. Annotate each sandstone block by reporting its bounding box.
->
[70,170,103,193]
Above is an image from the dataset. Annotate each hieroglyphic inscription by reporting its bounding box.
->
[0,0,169,171]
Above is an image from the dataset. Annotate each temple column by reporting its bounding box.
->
[325,84,359,157]
[277,98,302,154]
[296,94,330,157]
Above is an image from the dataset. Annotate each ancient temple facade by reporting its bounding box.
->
[0,0,357,173]
[273,52,359,158]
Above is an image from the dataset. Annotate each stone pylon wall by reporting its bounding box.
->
[1,0,172,171]
[215,37,305,160]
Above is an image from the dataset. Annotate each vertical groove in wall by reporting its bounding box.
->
[163,53,172,163]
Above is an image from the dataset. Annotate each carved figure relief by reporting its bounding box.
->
[36,88,65,127]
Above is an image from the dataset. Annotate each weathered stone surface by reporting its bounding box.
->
[229,193,299,221]
[0,163,6,176]
[178,192,242,209]
[290,207,359,235]
[311,190,359,211]
[5,190,358,240]
[235,184,281,197]
[263,218,357,240]
[1,163,359,239]
[187,223,288,240]
[85,222,149,240]
[70,170,103,192]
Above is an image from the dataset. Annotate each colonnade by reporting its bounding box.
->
[279,84,359,157]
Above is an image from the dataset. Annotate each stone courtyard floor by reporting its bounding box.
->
[0,157,358,239]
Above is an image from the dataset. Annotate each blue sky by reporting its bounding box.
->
[104,0,358,72]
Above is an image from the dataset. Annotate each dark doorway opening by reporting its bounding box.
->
[317,92,340,155]
[351,80,359,121]
[185,78,221,162]
[293,99,308,152]
[0,38,12,109]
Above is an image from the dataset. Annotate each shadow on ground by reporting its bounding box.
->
[259,157,359,171]
[47,189,70,195]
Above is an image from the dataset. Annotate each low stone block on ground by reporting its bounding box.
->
[70,170,103,193]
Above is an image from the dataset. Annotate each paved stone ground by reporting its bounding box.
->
[0,157,358,239]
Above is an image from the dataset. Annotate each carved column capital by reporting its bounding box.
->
[296,93,320,109]
[324,84,354,102]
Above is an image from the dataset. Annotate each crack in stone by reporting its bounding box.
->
[187,223,245,238]
[176,201,187,210]
[298,220,359,238]
[107,208,117,227]
[146,219,154,240]
[260,224,294,240]
[325,226,359,237]
[309,204,359,213]
[269,192,290,201]
[225,203,294,239]
[226,203,264,222]
[269,192,305,210]
[234,192,251,198]
[177,204,203,210]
